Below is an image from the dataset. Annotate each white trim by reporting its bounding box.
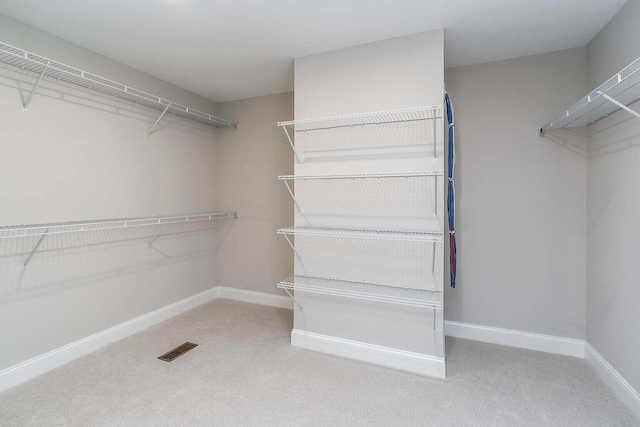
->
[585,343,640,421]
[217,286,293,310]
[291,329,446,379]
[0,287,218,393]
[444,320,585,358]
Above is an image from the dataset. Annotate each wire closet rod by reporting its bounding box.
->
[0,212,238,240]
[278,171,443,180]
[0,41,237,129]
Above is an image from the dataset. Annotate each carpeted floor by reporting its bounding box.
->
[0,299,636,426]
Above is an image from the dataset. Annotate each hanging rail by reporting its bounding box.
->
[0,41,238,130]
[0,212,238,270]
[277,106,442,162]
[539,55,640,135]
[277,275,442,310]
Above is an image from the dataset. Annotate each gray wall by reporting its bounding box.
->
[444,48,588,339]
[0,15,230,370]
[586,0,640,393]
[216,93,294,296]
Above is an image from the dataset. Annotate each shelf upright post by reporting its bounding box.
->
[432,106,438,161]
[22,60,50,114]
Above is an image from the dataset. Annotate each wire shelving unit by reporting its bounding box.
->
[0,41,237,132]
[539,55,640,135]
[277,106,442,162]
[277,275,442,310]
[277,226,442,243]
[0,212,238,270]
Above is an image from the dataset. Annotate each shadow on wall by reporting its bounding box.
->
[0,63,223,139]
[539,127,589,157]
[0,220,235,304]
[588,101,640,158]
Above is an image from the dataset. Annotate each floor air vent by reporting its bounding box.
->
[158,342,198,362]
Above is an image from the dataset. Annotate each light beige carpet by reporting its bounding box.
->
[0,299,636,426]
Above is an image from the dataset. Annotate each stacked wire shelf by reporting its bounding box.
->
[277,275,442,309]
[276,106,443,313]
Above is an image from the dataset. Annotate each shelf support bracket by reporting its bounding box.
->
[148,222,169,248]
[283,180,302,212]
[148,102,172,136]
[284,288,303,311]
[282,234,302,261]
[23,228,49,271]
[22,61,50,114]
[281,126,302,163]
[598,92,640,121]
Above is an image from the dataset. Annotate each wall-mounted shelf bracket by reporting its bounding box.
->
[283,288,303,311]
[280,126,302,163]
[147,222,169,248]
[282,234,302,260]
[22,60,50,114]
[23,227,49,271]
[148,102,172,136]
[282,179,302,212]
[598,92,640,121]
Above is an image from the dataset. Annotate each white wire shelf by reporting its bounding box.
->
[278,171,443,180]
[0,212,238,240]
[0,41,237,130]
[278,275,442,309]
[277,226,442,242]
[277,106,442,132]
[539,55,640,134]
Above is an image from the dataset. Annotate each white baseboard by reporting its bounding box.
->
[444,320,585,358]
[585,343,640,421]
[291,329,446,379]
[0,287,219,393]
[216,286,293,310]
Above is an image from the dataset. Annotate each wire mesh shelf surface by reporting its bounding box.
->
[540,55,640,132]
[0,41,237,129]
[0,212,238,240]
[277,106,442,132]
[278,171,443,180]
[278,275,442,309]
[277,226,442,242]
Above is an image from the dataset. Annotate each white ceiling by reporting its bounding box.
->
[0,0,627,103]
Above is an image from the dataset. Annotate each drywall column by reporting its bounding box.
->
[291,30,445,377]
